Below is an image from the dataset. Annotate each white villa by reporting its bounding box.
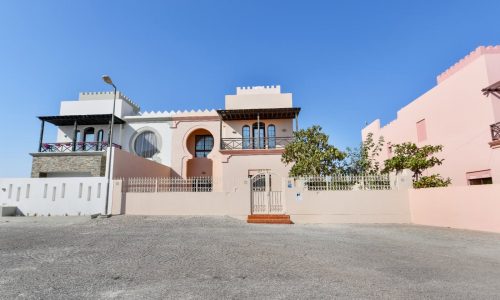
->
[33,86,299,192]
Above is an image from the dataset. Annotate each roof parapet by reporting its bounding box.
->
[139,109,218,117]
[236,85,281,95]
[79,91,141,112]
[437,46,500,84]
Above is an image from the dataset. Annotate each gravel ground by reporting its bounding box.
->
[1,216,500,299]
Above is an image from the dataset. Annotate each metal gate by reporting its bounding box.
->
[250,172,284,214]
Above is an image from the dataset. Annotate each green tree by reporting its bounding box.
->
[343,132,384,175]
[382,142,451,188]
[282,125,346,176]
[413,175,452,189]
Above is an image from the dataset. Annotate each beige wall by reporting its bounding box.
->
[123,192,249,218]
[117,178,250,218]
[111,179,125,215]
[284,186,411,224]
[112,148,171,178]
[111,171,500,232]
[409,184,500,233]
[221,154,290,191]
[225,91,292,109]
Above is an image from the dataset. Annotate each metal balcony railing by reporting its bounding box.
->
[220,137,294,150]
[39,142,122,153]
[491,122,500,141]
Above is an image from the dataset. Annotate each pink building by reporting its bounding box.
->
[362,46,500,186]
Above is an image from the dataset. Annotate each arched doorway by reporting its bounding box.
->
[186,128,214,177]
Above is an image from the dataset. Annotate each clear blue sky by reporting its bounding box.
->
[1,0,499,177]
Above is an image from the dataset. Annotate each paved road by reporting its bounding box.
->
[1,216,500,299]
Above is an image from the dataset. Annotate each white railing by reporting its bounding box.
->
[122,177,214,193]
[297,174,392,191]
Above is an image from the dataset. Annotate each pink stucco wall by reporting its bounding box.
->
[362,47,500,185]
[169,117,224,186]
[409,184,500,233]
[168,115,292,192]
[112,148,171,178]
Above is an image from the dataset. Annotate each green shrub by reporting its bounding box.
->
[413,174,451,189]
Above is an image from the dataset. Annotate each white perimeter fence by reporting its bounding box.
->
[0,177,107,216]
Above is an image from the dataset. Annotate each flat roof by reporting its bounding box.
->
[216,107,300,120]
[38,114,125,126]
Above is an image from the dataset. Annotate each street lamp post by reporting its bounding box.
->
[102,75,117,216]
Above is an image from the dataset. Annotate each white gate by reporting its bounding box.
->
[250,172,284,214]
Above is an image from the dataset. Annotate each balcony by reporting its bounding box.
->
[220,137,293,150]
[490,122,500,148]
[39,142,122,153]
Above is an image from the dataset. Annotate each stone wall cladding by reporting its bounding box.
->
[31,154,106,177]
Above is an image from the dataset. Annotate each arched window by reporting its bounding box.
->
[134,131,159,158]
[75,130,81,142]
[83,128,95,142]
[268,124,276,149]
[252,122,265,149]
[242,125,250,149]
[195,135,214,158]
[83,128,95,150]
[97,130,104,150]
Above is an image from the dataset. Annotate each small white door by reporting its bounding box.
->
[250,172,283,214]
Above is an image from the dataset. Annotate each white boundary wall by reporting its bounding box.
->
[0,177,107,216]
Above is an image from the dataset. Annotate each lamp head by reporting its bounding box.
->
[102,75,114,85]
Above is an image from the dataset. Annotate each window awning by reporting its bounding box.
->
[216,107,301,120]
[38,114,125,126]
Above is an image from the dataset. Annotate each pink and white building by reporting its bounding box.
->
[362,46,500,186]
[32,85,299,192]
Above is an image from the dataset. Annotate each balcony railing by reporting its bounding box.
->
[220,137,294,150]
[491,122,500,141]
[39,142,122,153]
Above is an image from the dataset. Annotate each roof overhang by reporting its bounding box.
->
[216,107,301,121]
[38,114,125,126]
[482,81,500,98]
